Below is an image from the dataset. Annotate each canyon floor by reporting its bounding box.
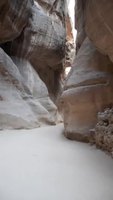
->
[0,124,113,200]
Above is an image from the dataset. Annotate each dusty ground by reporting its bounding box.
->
[0,124,113,200]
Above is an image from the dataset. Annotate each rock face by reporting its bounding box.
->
[61,0,113,142]
[94,108,113,157]
[0,0,33,43]
[0,0,66,129]
[0,48,59,129]
[9,1,66,100]
[85,0,113,63]
[75,0,86,52]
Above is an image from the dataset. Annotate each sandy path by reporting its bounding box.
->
[0,124,113,200]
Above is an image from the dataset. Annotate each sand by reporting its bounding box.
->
[0,124,113,200]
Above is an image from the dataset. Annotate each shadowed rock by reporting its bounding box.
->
[0,0,33,43]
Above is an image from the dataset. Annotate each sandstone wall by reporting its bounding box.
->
[7,1,66,101]
[61,0,113,143]
[0,0,66,129]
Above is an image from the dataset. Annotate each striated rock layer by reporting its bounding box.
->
[61,0,113,142]
[0,0,33,43]
[9,1,66,101]
[0,0,66,129]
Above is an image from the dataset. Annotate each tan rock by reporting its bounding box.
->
[85,0,113,62]
[61,38,113,142]
[75,0,86,52]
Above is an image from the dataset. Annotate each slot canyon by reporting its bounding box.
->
[0,0,113,199]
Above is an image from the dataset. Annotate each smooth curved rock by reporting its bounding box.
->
[0,48,59,129]
[61,38,113,142]
[85,0,113,62]
[0,0,33,43]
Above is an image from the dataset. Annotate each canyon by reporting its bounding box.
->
[0,0,113,155]
[0,0,113,199]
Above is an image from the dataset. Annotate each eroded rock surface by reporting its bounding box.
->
[10,1,66,100]
[61,0,113,142]
[0,48,59,129]
[85,0,113,63]
[61,38,113,141]
[0,0,33,43]
[0,0,66,129]
[94,108,113,157]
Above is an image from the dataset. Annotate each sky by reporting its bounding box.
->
[68,1,75,25]
[68,0,77,41]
